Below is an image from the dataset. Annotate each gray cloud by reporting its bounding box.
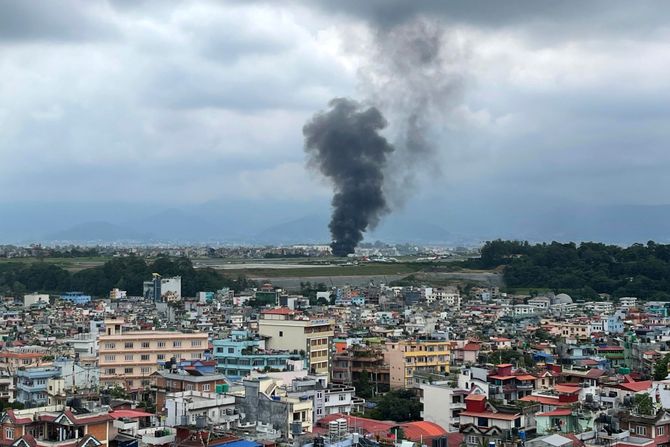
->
[0,0,670,244]
[0,0,118,42]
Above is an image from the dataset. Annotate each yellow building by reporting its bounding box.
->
[98,319,208,390]
[257,308,334,375]
[384,340,450,389]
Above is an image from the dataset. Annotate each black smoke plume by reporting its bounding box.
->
[303,98,394,256]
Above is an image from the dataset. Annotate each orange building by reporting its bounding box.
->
[0,406,112,447]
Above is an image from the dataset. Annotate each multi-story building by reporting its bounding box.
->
[0,346,51,372]
[420,381,468,432]
[212,330,293,378]
[15,367,62,407]
[0,404,113,447]
[331,346,390,394]
[60,292,92,305]
[165,390,239,429]
[98,319,208,390]
[286,376,361,422]
[21,294,50,308]
[257,308,334,375]
[0,369,15,405]
[236,377,313,438]
[152,367,228,411]
[384,340,450,389]
[143,274,181,302]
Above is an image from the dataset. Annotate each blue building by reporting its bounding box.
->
[16,366,62,406]
[212,330,294,379]
[61,292,92,305]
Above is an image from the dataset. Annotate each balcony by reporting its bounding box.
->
[517,383,534,390]
[142,428,176,446]
[114,419,140,431]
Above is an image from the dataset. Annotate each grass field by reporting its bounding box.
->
[219,263,425,278]
[0,256,111,271]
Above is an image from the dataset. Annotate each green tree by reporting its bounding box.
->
[368,390,422,422]
[654,354,670,380]
[634,393,655,416]
[354,371,374,399]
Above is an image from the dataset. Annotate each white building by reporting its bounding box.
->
[165,390,239,429]
[620,297,638,308]
[420,381,467,432]
[22,294,49,308]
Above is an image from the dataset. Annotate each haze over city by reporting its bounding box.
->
[2,1,670,244]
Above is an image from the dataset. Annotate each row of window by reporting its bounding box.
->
[103,352,202,362]
[103,339,203,350]
[105,367,152,375]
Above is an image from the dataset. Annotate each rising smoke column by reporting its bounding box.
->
[303,98,394,256]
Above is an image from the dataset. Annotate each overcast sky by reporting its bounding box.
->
[2,0,670,215]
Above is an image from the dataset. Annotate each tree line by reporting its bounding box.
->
[465,240,670,300]
[0,256,253,297]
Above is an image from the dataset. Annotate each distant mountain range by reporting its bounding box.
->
[2,200,670,245]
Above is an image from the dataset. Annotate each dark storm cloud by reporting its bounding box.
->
[305,0,670,38]
[303,98,394,256]
[0,0,118,42]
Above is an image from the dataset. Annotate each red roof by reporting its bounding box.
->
[516,374,537,381]
[401,421,448,440]
[555,385,581,394]
[597,346,624,351]
[462,343,481,351]
[537,409,573,417]
[619,381,653,392]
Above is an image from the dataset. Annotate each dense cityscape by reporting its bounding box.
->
[0,242,670,447]
[3,3,670,447]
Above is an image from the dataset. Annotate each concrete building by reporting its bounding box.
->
[0,404,113,447]
[15,367,62,406]
[143,274,181,302]
[286,376,361,422]
[98,319,208,390]
[384,340,450,389]
[165,390,239,430]
[420,381,468,433]
[60,292,92,305]
[22,294,50,308]
[212,330,294,378]
[235,377,313,438]
[153,367,228,411]
[257,309,334,375]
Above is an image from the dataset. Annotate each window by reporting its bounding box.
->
[191,352,202,359]
[157,354,165,361]
[125,342,134,349]
[124,367,134,374]
[478,417,489,427]
[191,340,202,347]
[173,341,182,348]
[228,348,234,354]
[104,343,116,349]
[279,331,283,337]
[104,355,116,361]
[186,384,194,391]
[467,436,478,445]
[659,427,665,436]
[141,354,150,361]
[5,428,14,440]
[125,354,134,361]
[637,426,647,436]
[142,342,150,348]
[106,368,116,375]
[158,341,166,348]
[141,367,151,374]
[203,384,211,391]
